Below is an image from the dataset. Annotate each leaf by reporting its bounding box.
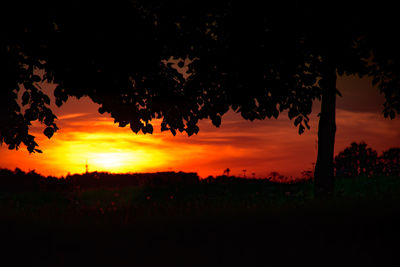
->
[294,116,302,126]
[298,124,305,135]
[288,108,298,120]
[272,107,279,119]
[161,122,168,131]
[55,99,62,107]
[177,61,185,68]
[25,108,38,121]
[34,149,43,153]
[43,127,55,139]
[193,125,199,134]
[142,123,153,134]
[32,75,41,82]
[211,115,221,127]
[22,91,30,106]
[130,120,143,133]
[389,110,395,119]
[118,121,128,127]
[43,94,50,105]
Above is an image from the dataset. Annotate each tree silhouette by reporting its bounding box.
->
[379,148,400,176]
[334,142,378,177]
[269,172,280,181]
[223,168,231,176]
[1,1,399,196]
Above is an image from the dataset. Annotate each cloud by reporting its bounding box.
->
[335,109,400,154]
[57,113,90,120]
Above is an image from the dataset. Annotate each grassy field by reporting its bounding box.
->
[1,175,400,266]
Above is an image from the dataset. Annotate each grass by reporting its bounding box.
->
[1,175,400,266]
[2,175,400,228]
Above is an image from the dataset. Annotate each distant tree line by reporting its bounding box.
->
[0,169,199,192]
[334,142,400,177]
[0,168,71,192]
[1,145,398,193]
[67,171,199,190]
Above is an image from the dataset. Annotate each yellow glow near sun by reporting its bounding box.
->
[89,152,127,169]
[66,147,166,174]
[86,151,148,173]
[46,130,170,174]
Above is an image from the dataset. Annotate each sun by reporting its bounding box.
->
[79,149,164,173]
[90,152,127,168]
[88,152,138,172]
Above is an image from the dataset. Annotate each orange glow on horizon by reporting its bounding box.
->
[54,142,167,175]
[1,76,400,179]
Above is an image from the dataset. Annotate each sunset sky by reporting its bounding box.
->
[1,75,399,178]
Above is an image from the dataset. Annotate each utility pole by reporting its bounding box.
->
[85,160,89,174]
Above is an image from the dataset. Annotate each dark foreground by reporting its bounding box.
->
[1,175,400,266]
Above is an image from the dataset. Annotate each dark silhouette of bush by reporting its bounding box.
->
[334,142,378,177]
[40,175,73,192]
[0,168,72,192]
[0,168,199,192]
[378,148,400,176]
[0,168,41,192]
[65,171,199,190]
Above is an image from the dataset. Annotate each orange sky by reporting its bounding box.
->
[1,75,399,178]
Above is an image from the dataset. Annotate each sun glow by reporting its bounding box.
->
[39,121,172,175]
[86,151,151,173]
[89,152,128,169]
[57,138,168,174]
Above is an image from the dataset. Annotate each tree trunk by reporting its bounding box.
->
[314,67,337,198]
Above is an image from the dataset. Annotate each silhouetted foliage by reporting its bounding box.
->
[223,168,230,176]
[378,148,400,176]
[334,143,400,178]
[66,171,199,190]
[300,170,314,181]
[1,1,400,195]
[334,142,378,177]
[0,168,71,192]
[0,168,200,192]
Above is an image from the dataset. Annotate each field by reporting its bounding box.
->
[1,174,400,266]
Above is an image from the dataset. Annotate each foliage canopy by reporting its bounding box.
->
[1,1,399,153]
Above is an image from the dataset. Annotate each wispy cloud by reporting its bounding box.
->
[57,113,90,120]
